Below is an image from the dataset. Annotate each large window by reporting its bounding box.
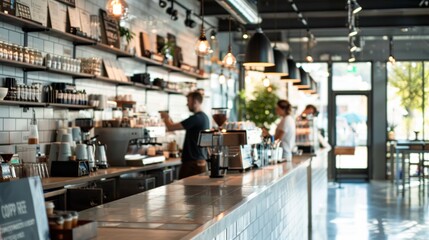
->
[332,62,372,91]
[387,62,429,140]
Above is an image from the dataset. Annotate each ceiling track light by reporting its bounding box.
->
[184,9,196,28]
[305,30,314,62]
[348,52,356,62]
[349,37,357,52]
[159,0,167,8]
[388,36,396,64]
[351,0,362,14]
[166,0,178,21]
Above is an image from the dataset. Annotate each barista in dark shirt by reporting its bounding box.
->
[160,91,210,179]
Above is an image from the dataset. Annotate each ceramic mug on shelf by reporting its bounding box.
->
[75,144,88,161]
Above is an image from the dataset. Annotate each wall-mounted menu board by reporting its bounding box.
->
[16,0,48,26]
[99,9,120,49]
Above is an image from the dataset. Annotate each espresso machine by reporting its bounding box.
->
[75,118,108,169]
[95,126,166,166]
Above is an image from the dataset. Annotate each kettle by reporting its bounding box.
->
[95,142,108,169]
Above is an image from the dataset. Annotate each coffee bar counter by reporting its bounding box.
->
[42,158,182,190]
[77,148,329,240]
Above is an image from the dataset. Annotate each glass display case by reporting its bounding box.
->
[296,116,319,153]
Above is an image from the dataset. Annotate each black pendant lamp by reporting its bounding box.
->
[293,67,311,89]
[281,58,300,82]
[243,28,274,67]
[302,77,317,94]
[264,49,288,76]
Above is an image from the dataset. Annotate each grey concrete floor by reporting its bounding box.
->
[314,181,429,240]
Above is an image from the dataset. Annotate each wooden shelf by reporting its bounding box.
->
[76,76,133,86]
[34,68,94,78]
[0,12,45,31]
[92,43,133,57]
[48,103,93,109]
[41,29,94,45]
[164,89,185,95]
[132,56,162,67]
[0,58,46,70]
[0,100,46,107]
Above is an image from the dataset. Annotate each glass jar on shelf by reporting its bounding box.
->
[12,44,18,61]
[23,47,30,63]
[36,51,43,65]
[28,48,35,64]
[0,41,4,58]
[17,45,23,62]
[6,43,13,60]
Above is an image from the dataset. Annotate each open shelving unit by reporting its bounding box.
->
[0,11,205,110]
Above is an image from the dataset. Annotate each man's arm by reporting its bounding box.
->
[160,112,184,131]
[164,117,184,131]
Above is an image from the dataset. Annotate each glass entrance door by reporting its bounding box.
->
[334,93,370,179]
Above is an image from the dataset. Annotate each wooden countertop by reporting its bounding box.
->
[42,158,182,190]
[77,153,317,240]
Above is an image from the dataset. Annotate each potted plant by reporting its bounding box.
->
[119,26,135,52]
[161,41,175,65]
[387,122,397,140]
[239,85,280,128]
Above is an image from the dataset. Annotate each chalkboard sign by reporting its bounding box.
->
[99,9,120,49]
[0,177,49,240]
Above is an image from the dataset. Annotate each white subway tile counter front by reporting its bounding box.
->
[78,150,329,240]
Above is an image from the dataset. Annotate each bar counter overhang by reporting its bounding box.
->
[78,148,329,240]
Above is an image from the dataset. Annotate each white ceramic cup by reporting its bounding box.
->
[61,133,73,143]
[75,144,88,160]
[56,128,68,142]
[71,127,82,142]
[58,143,71,161]
[48,142,61,161]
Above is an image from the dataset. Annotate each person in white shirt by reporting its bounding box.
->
[274,100,296,161]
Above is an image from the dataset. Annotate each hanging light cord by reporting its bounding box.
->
[201,0,205,31]
[228,16,232,51]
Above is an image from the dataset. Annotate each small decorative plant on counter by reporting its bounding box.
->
[119,26,135,52]
[239,84,280,128]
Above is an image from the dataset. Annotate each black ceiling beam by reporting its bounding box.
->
[217,15,429,31]
[256,0,425,12]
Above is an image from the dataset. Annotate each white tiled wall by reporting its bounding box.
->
[0,0,216,152]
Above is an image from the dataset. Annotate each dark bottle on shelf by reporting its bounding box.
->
[58,90,63,104]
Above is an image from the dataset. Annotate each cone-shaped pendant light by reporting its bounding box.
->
[264,49,288,76]
[281,58,300,82]
[243,28,274,67]
[293,67,311,89]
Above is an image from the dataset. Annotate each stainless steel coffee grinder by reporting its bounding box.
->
[198,108,229,178]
